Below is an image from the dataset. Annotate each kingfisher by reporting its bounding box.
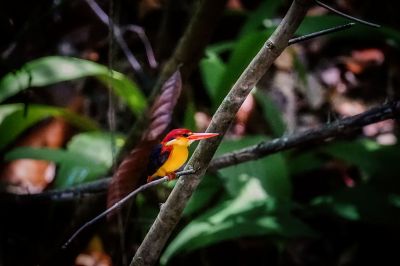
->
[146,128,219,182]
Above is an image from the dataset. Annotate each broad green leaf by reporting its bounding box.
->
[162,177,314,264]
[55,132,124,188]
[183,174,225,217]
[216,136,291,201]
[183,100,196,132]
[0,56,146,115]
[322,140,400,190]
[4,147,101,167]
[214,30,273,107]
[253,89,286,137]
[239,0,282,36]
[0,104,98,151]
[288,151,325,176]
[312,185,400,226]
[321,139,384,178]
[200,51,226,103]
[67,132,125,169]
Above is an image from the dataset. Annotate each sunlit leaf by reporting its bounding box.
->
[216,136,291,201]
[53,132,125,188]
[67,132,125,169]
[0,104,98,151]
[0,56,146,115]
[200,51,226,104]
[162,177,314,264]
[183,174,224,217]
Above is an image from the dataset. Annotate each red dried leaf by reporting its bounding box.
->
[107,70,182,208]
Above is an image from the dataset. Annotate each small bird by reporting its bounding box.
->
[147,128,219,182]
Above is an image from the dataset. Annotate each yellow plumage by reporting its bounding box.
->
[151,137,190,178]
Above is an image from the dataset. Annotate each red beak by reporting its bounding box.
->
[187,132,219,141]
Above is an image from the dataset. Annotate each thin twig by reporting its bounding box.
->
[209,100,400,170]
[84,0,144,76]
[288,22,355,45]
[315,0,380,28]
[61,169,195,249]
[123,25,158,69]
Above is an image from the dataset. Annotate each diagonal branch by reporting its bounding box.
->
[130,0,313,265]
[209,100,400,170]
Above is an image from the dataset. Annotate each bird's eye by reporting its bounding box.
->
[182,133,189,137]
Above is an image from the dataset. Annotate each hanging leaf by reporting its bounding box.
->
[55,132,125,188]
[0,56,146,115]
[199,50,226,103]
[216,136,292,201]
[107,70,183,208]
[213,30,273,107]
[0,104,98,151]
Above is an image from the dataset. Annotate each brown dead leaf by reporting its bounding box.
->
[1,118,71,194]
[107,70,182,208]
[0,97,83,194]
[234,94,255,136]
[343,48,384,74]
[75,236,112,266]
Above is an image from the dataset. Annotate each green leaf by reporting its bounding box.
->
[162,177,314,264]
[322,140,400,190]
[66,132,125,169]
[0,104,98,151]
[216,136,291,201]
[253,89,286,137]
[199,51,226,103]
[183,174,224,217]
[312,185,400,226]
[0,56,146,115]
[183,100,196,132]
[214,30,273,107]
[288,151,325,176]
[55,132,124,188]
[5,147,102,167]
[321,139,382,177]
[239,0,282,36]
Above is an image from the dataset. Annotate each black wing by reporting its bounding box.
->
[146,143,170,177]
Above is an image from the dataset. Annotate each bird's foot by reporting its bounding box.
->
[166,172,177,181]
[147,176,154,183]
